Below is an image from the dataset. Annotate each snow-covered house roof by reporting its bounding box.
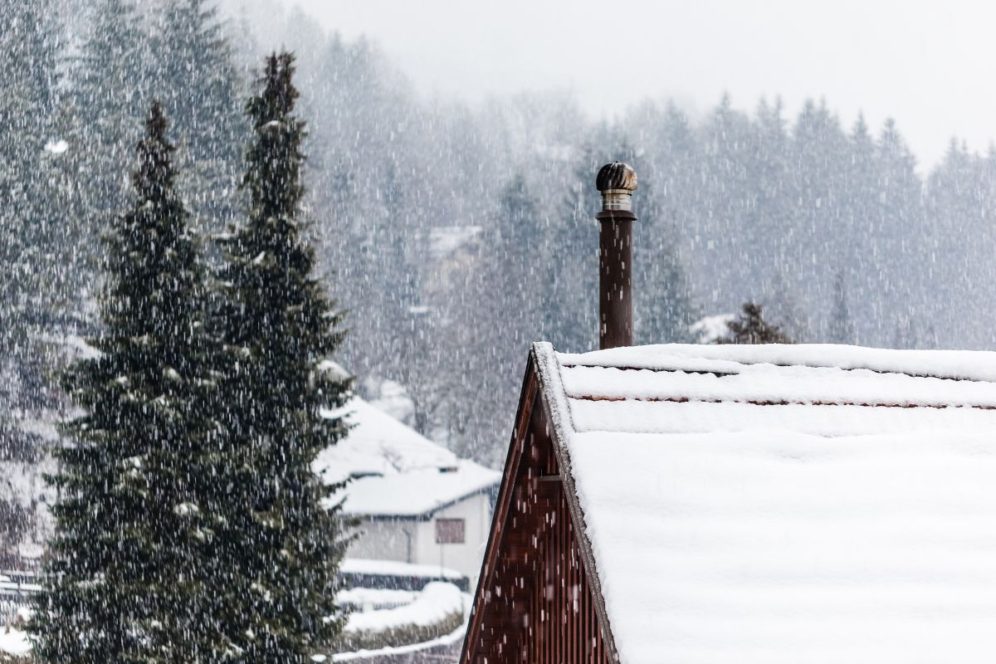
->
[314,398,499,519]
[315,398,458,484]
[342,460,499,519]
[463,342,996,664]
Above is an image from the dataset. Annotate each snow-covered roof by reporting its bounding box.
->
[314,398,459,485]
[429,225,482,260]
[314,398,499,518]
[689,313,735,344]
[535,342,996,664]
[342,460,499,518]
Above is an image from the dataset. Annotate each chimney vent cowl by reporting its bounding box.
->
[596,161,638,212]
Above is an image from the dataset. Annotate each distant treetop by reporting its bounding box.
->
[719,302,793,345]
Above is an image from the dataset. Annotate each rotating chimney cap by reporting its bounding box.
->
[596,162,637,212]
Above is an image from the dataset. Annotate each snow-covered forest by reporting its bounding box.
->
[3,2,996,655]
[0,0,992,512]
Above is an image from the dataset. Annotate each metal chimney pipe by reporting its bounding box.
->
[596,162,637,349]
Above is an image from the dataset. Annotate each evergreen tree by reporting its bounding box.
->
[875,118,929,338]
[68,0,152,288]
[828,271,855,344]
[486,173,544,351]
[763,274,810,342]
[924,139,993,344]
[0,0,75,500]
[463,173,544,464]
[543,147,600,352]
[639,225,698,343]
[213,52,350,660]
[720,302,793,344]
[151,0,246,239]
[750,97,793,274]
[0,0,63,373]
[633,158,699,345]
[32,102,217,663]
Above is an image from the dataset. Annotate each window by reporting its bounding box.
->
[435,518,465,544]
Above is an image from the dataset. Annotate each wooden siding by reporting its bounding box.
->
[461,363,611,663]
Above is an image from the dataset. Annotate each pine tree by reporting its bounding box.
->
[32,102,217,663]
[875,118,929,337]
[150,0,246,240]
[213,52,350,661]
[639,229,698,343]
[465,173,543,464]
[636,183,698,344]
[543,147,600,352]
[828,271,855,344]
[0,0,63,376]
[0,0,75,508]
[720,302,793,344]
[68,0,152,288]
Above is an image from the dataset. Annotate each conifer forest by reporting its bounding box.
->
[2,0,996,661]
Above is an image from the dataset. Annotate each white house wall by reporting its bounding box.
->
[347,519,418,563]
[413,492,491,584]
[345,492,493,586]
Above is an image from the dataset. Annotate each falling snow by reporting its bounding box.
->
[3,0,996,662]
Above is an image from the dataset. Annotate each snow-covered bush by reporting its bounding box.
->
[335,582,465,653]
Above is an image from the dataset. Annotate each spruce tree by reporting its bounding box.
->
[32,103,217,663]
[0,0,77,541]
[213,52,350,661]
[828,271,855,344]
[0,0,65,393]
[68,0,152,292]
[640,230,698,343]
[72,0,151,204]
[543,148,600,352]
[151,0,246,240]
[720,302,793,344]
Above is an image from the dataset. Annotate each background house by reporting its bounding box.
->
[314,397,500,586]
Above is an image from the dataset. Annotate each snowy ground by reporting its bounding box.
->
[0,627,29,660]
[0,583,469,662]
[0,607,31,661]
[332,627,465,663]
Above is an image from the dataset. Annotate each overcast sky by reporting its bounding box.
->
[277,0,996,169]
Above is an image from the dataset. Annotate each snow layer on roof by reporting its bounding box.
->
[537,342,996,664]
[341,460,499,518]
[559,343,996,382]
[314,398,458,485]
[429,225,482,259]
[314,398,499,517]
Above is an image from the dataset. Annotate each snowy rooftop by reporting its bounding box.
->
[314,398,499,518]
[536,342,996,664]
[342,460,499,518]
[314,398,459,485]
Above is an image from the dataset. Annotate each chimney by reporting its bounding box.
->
[596,162,637,349]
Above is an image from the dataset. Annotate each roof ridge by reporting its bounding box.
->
[559,360,996,385]
[567,394,996,410]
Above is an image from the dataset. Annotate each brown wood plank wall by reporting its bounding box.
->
[464,389,610,663]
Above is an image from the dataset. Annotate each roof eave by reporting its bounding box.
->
[345,481,500,521]
[532,341,622,664]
